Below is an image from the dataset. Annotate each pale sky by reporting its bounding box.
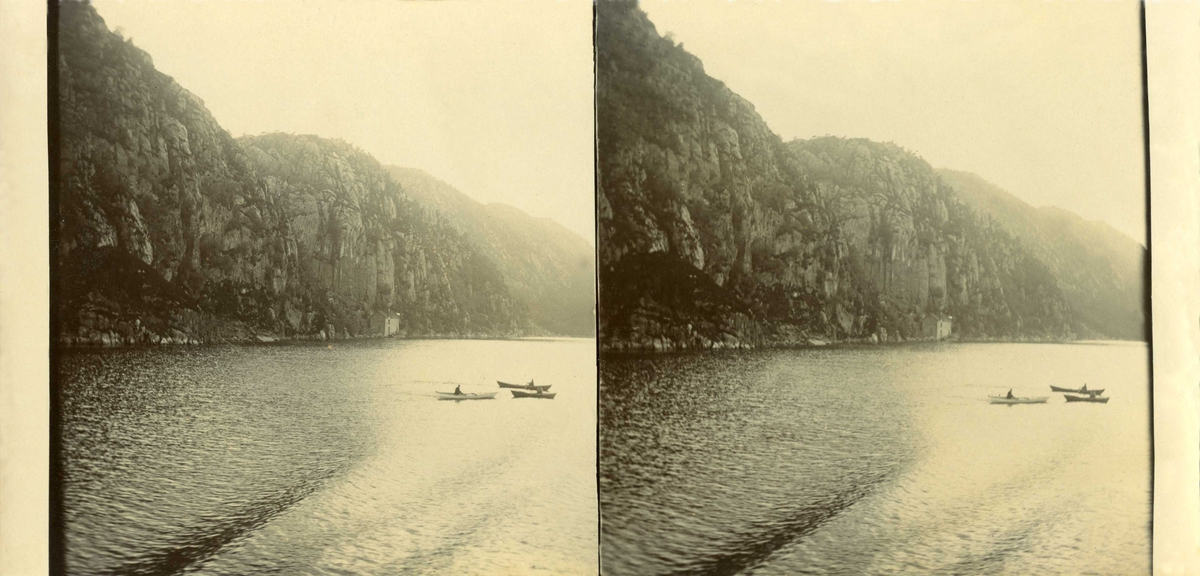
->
[641,0,1147,244]
[91,0,596,242]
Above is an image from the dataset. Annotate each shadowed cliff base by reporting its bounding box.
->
[599,251,749,351]
[54,2,594,345]
[595,1,1143,350]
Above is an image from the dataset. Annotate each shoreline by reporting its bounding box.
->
[598,337,1147,355]
[55,332,597,350]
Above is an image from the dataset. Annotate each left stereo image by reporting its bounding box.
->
[49,1,597,574]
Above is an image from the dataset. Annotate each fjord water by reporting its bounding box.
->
[600,342,1150,575]
[59,339,597,575]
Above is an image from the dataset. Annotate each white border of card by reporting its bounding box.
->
[1,0,51,573]
[1147,3,1200,573]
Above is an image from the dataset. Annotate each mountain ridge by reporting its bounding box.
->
[596,0,1144,350]
[55,2,592,345]
[937,168,1146,341]
[386,165,596,337]
[934,169,1145,249]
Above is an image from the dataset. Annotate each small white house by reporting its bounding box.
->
[369,311,401,337]
[921,314,952,340]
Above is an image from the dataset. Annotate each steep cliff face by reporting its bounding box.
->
[597,1,1099,349]
[596,0,795,348]
[56,2,520,344]
[386,167,596,337]
[782,138,1076,341]
[57,1,255,344]
[236,135,522,337]
[938,169,1146,340]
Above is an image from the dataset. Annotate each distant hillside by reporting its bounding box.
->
[937,169,1145,340]
[56,2,525,344]
[386,167,596,336]
[597,0,1139,349]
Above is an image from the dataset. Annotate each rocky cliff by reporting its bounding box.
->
[56,2,523,344]
[386,167,596,337]
[597,0,1136,350]
[937,169,1146,341]
[236,134,522,338]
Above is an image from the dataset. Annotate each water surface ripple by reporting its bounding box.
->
[599,343,1150,575]
[59,338,597,575]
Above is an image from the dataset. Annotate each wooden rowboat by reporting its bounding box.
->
[1050,385,1105,395]
[1064,394,1110,403]
[511,390,556,399]
[988,395,1049,405]
[436,392,497,401]
[497,380,552,392]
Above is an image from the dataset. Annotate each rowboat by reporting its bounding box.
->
[497,380,552,392]
[1050,386,1105,395]
[988,395,1049,405]
[436,392,498,401]
[1064,394,1110,403]
[511,390,556,399]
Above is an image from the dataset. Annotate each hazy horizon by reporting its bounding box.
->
[641,0,1146,245]
[90,0,596,243]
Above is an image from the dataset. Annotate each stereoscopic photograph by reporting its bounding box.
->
[597,1,1150,574]
[50,0,595,574]
[23,0,1168,573]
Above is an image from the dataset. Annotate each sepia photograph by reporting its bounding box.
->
[9,0,1200,574]
[50,0,596,574]
[597,1,1150,574]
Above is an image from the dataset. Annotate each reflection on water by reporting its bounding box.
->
[600,343,1150,575]
[59,338,597,575]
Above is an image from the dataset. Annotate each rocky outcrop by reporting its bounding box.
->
[235,134,523,338]
[386,167,596,337]
[56,2,521,344]
[938,169,1146,341]
[597,1,1125,350]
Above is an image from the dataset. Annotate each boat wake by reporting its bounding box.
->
[98,468,346,576]
[667,493,868,575]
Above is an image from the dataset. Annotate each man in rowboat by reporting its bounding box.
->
[1006,389,1015,399]
[454,385,463,395]
[526,379,536,390]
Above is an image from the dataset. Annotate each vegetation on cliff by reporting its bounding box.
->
[387,167,596,337]
[55,2,582,345]
[938,169,1146,341]
[596,0,1141,349]
[234,134,523,338]
[59,1,260,344]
